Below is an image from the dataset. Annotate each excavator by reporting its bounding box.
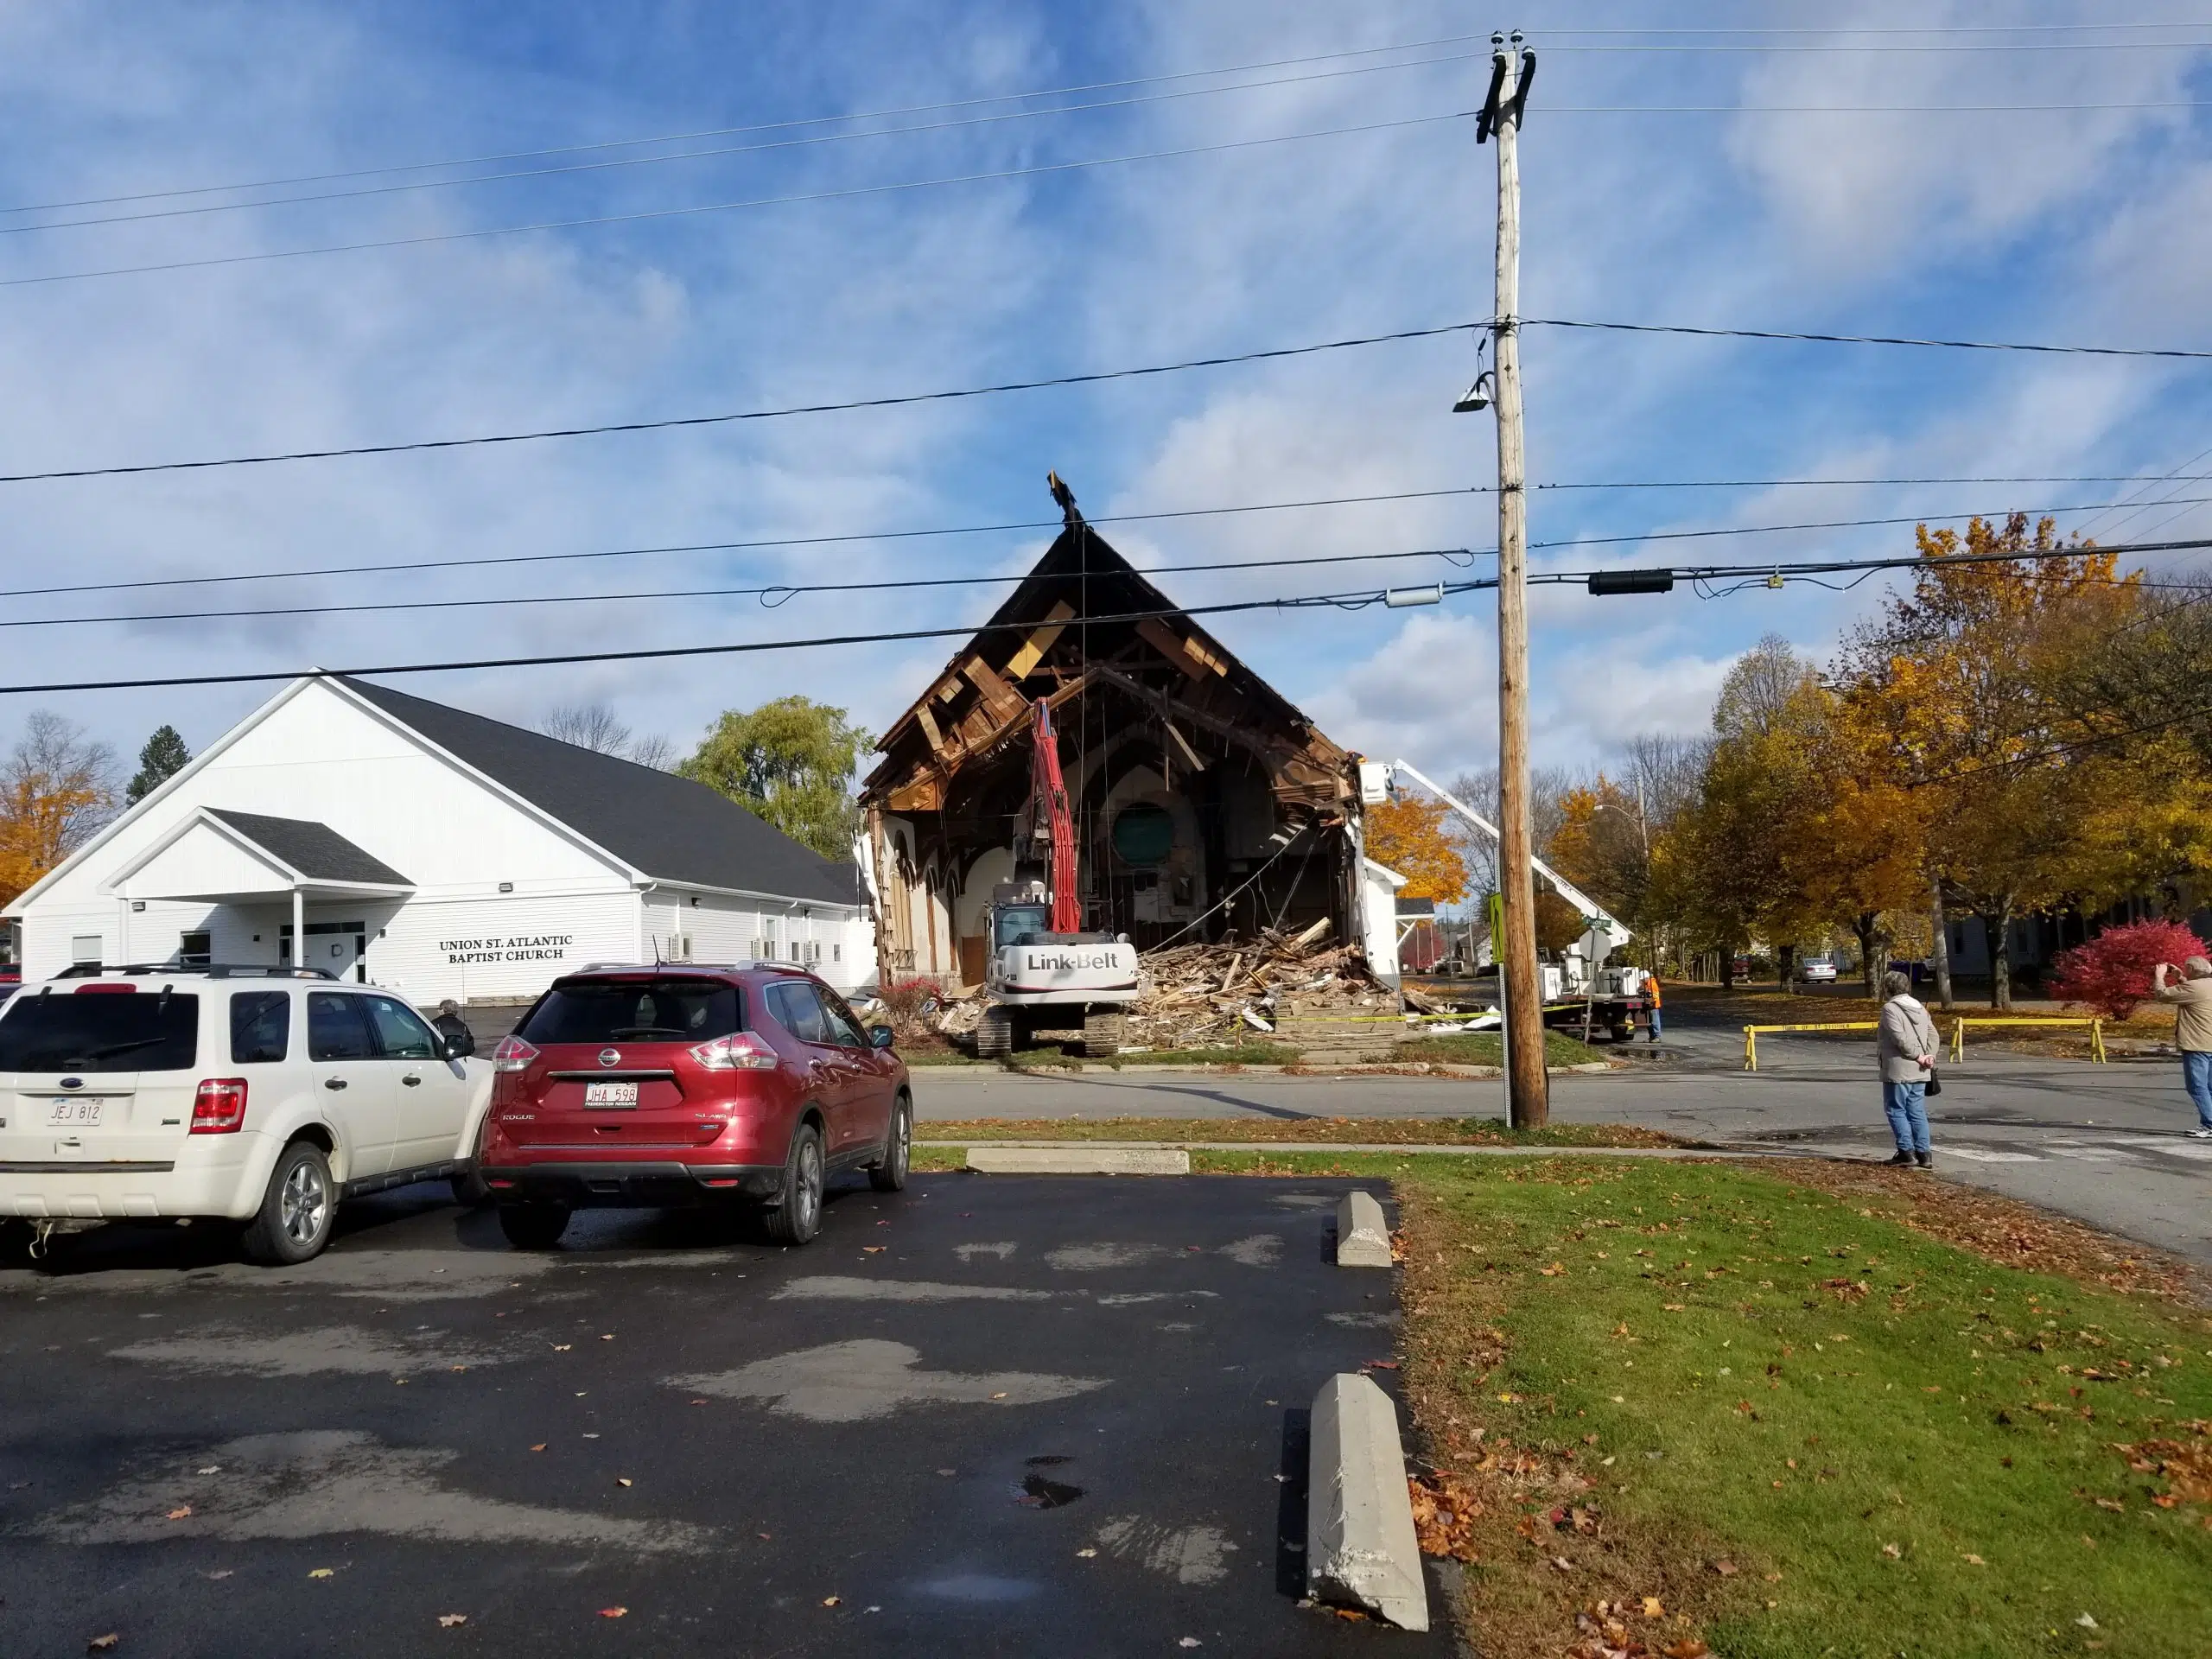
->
[973,700,1141,1059]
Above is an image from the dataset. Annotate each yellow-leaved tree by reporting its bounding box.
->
[1363,794,1468,905]
[0,712,118,906]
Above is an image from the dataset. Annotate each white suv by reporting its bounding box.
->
[0,965,493,1265]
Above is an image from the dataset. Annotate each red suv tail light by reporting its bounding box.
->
[688,1032,778,1071]
[492,1035,541,1074]
[190,1077,248,1134]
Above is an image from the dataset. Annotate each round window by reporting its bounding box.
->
[1111,803,1175,866]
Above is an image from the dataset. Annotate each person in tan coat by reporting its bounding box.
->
[1876,969,1940,1168]
[2149,955,2212,1139]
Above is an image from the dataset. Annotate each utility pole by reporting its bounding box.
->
[1482,30,1547,1127]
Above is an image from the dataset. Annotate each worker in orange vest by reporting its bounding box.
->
[1644,971,1663,1045]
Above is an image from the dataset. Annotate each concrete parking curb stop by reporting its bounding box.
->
[1306,1371,1429,1630]
[1335,1190,1394,1268]
[961,1146,1192,1175]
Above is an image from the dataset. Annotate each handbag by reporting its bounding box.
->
[1924,1067,1942,1097]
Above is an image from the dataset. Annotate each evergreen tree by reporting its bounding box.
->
[125,724,190,804]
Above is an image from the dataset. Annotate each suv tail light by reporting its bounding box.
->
[190,1077,248,1134]
[688,1032,778,1071]
[492,1036,541,1073]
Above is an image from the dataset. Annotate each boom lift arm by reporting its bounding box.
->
[1379,760,1630,957]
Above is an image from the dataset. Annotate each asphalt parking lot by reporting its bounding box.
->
[0,1175,1457,1656]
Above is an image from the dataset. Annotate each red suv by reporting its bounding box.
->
[479,964,911,1249]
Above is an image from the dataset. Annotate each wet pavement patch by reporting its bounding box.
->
[0,1175,1453,1655]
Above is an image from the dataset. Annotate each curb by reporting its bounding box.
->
[961,1146,1191,1175]
[918,1140,1732,1158]
[1335,1191,1394,1268]
[1306,1372,1428,1630]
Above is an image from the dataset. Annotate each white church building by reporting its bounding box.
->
[5,675,876,1005]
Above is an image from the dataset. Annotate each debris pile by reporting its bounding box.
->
[1121,921,1408,1055]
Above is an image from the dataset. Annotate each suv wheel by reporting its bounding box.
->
[765,1122,824,1245]
[497,1204,571,1249]
[870,1095,912,1192]
[241,1141,336,1265]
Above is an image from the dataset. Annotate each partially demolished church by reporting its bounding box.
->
[861,480,1396,988]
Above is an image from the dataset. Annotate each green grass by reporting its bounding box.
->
[894,1047,991,1066]
[912,1116,1679,1147]
[1390,1156,2212,1658]
[1010,1041,1301,1069]
[1396,1028,1608,1067]
[915,1147,2211,1654]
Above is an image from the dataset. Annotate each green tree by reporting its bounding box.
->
[677,696,870,861]
[125,724,190,804]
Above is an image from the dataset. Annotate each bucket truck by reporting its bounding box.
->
[1373,761,1655,1041]
[975,701,1141,1059]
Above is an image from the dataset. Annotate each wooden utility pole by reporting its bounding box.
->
[1486,31,1548,1126]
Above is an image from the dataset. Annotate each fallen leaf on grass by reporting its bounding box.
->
[1881,1542,1901,1560]
[437,1614,467,1629]
[1961,1554,1986,1565]
[1549,1555,1574,1573]
[165,1506,192,1521]
[1664,1641,1711,1658]
[1540,1262,1565,1277]
[1663,1303,1686,1313]
[598,1607,626,1619]
[1642,1597,1664,1618]
[1708,1559,1738,1577]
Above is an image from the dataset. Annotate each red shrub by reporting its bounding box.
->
[877,976,944,1027]
[2047,918,2211,1020]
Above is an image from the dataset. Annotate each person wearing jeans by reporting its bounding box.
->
[1876,969,1940,1168]
[2150,957,2212,1139]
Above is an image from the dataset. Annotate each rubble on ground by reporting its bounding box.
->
[931,918,1459,1054]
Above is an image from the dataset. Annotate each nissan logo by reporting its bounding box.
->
[60,1077,83,1090]
[598,1048,621,1068]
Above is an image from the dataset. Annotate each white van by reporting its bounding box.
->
[0,965,493,1264]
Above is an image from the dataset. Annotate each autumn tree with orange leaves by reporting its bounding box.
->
[1363,793,1468,905]
[0,712,118,906]
[1838,513,2205,1007]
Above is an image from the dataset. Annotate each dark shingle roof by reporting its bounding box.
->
[335,678,860,907]
[205,809,411,887]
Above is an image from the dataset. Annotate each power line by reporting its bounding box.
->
[0,321,1476,486]
[1543,101,2202,112]
[1541,39,2212,54]
[1527,317,2212,360]
[3,52,1485,238]
[1534,22,2212,33]
[9,481,2190,607]
[10,305,2210,491]
[0,33,1494,219]
[0,583,1488,697]
[0,107,1474,291]
[0,543,1484,632]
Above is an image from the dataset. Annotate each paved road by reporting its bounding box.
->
[912,1039,2212,1268]
[0,1175,1452,1657]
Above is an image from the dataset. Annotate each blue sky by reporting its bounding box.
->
[0,2,2207,785]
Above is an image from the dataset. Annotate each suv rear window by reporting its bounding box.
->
[518,979,743,1046]
[0,989,200,1072]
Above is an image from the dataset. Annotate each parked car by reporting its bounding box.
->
[0,965,488,1265]
[1800,957,1839,982]
[478,963,910,1249]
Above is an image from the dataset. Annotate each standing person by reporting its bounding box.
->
[1644,970,1663,1045]
[1876,969,1940,1168]
[429,999,474,1054]
[2149,957,2212,1140]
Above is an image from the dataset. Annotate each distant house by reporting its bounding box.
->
[6,675,874,1003]
[1395,895,1447,973]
